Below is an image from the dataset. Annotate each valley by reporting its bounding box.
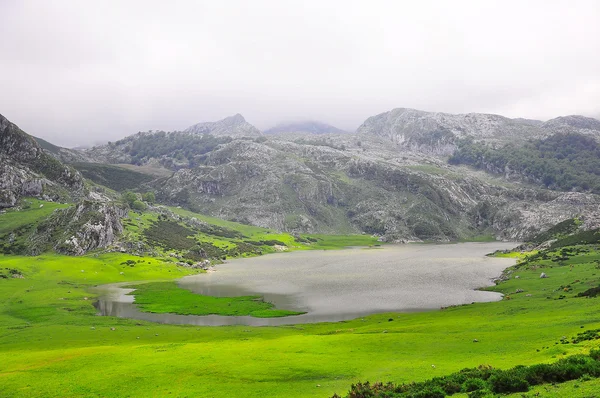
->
[3,4,600,396]
[2,237,600,397]
[2,108,600,397]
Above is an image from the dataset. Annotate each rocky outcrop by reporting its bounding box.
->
[356,108,600,155]
[541,115,600,138]
[0,113,85,207]
[149,136,600,242]
[32,136,89,163]
[14,107,596,244]
[184,114,262,138]
[28,200,128,255]
[356,108,549,155]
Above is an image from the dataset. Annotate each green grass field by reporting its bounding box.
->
[2,198,600,397]
[1,243,600,397]
[128,281,305,317]
[0,199,69,235]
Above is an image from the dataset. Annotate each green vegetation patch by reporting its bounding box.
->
[0,199,71,254]
[449,133,600,193]
[333,350,600,397]
[301,234,380,249]
[550,228,600,249]
[1,245,600,397]
[72,162,156,191]
[528,218,581,244]
[116,131,231,166]
[128,281,305,318]
[143,220,196,250]
[197,223,245,239]
[0,199,70,235]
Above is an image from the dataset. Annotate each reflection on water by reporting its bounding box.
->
[94,242,517,326]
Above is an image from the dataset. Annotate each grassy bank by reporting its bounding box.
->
[1,243,600,397]
[128,281,304,317]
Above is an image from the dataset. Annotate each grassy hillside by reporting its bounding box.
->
[1,242,600,397]
[450,133,600,193]
[72,162,157,191]
[0,199,70,254]
[0,197,379,259]
[121,205,380,262]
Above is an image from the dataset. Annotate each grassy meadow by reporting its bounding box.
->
[1,243,600,397]
[2,200,600,397]
[128,281,305,317]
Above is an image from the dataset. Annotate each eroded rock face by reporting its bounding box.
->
[151,137,600,242]
[0,114,84,207]
[355,108,600,156]
[355,108,548,155]
[32,107,599,244]
[28,201,128,255]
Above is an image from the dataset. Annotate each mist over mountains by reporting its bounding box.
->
[2,106,599,249]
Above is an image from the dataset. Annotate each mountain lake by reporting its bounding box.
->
[94,242,518,326]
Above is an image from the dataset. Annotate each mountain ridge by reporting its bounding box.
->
[264,120,348,135]
[4,108,600,244]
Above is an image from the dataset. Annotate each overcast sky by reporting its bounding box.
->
[1,0,599,147]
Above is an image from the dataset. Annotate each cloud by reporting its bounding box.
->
[0,0,599,146]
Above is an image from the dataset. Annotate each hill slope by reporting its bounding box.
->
[0,113,84,208]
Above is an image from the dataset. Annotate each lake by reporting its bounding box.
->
[94,242,517,326]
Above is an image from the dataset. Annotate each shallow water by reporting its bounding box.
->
[94,242,517,326]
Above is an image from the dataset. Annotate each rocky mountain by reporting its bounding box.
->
[0,113,85,208]
[149,135,600,242]
[28,199,128,255]
[264,121,347,135]
[81,114,259,166]
[6,107,599,245]
[33,136,88,163]
[82,130,232,169]
[33,107,596,243]
[541,115,600,136]
[184,114,262,137]
[356,108,600,156]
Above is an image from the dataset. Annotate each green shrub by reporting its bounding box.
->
[73,163,155,191]
[489,368,529,393]
[449,133,600,194]
[131,200,147,211]
[467,389,494,398]
[462,377,487,392]
[410,386,446,398]
[142,192,155,203]
[143,220,196,250]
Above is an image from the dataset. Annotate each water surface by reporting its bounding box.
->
[95,242,517,326]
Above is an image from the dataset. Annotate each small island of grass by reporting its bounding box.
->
[127,281,305,318]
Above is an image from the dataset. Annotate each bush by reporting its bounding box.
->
[463,377,487,392]
[131,200,147,211]
[142,192,155,203]
[122,191,138,206]
[333,352,600,398]
[143,220,196,250]
[489,369,529,393]
[467,389,494,398]
[411,386,446,398]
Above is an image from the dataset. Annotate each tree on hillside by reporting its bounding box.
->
[142,192,155,204]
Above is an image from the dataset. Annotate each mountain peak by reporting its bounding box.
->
[222,113,246,124]
[542,115,600,131]
[184,114,261,137]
